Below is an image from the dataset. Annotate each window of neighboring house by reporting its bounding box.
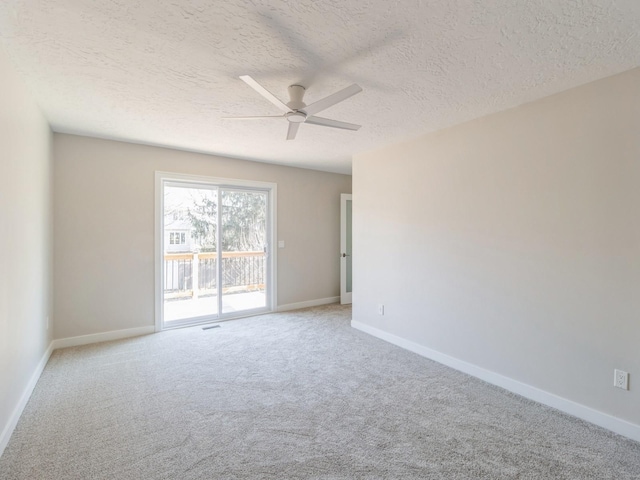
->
[172,209,187,221]
[169,232,187,245]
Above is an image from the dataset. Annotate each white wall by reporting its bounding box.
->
[353,68,640,429]
[53,134,351,339]
[0,47,52,454]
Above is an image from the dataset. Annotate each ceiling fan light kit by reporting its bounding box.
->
[286,111,306,123]
[224,75,362,140]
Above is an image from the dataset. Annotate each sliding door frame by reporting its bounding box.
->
[154,171,277,332]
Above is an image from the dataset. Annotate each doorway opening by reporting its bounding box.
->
[340,193,352,304]
[155,172,276,330]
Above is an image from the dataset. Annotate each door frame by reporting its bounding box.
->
[154,171,277,331]
[340,193,352,304]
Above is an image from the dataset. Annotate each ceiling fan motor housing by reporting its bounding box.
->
[287,84,306,110]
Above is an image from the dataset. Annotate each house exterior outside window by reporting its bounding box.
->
[165,229,192,253]
[169,232,187,245]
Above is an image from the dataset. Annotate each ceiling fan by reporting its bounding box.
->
[225,75,362,140]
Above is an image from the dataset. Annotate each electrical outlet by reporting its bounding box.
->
[614,369,629,390]
[378,304,384,315]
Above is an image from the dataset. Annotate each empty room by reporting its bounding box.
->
[1,1,639,478]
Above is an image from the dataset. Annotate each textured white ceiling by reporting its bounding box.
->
[1,1,640,174]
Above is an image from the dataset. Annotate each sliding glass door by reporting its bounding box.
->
[162,183,218,324]
[157,174,275,330]
[220,189,268,314]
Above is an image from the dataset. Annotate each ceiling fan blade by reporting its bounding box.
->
[239,75,290,113]
[286,122,300,140]
[222,115,283,120]
[305,116,361,131]
[302,84,362,116]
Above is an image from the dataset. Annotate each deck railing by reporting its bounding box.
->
[164,251,265,299]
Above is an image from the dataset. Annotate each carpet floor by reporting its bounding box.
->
[1,304,639,479]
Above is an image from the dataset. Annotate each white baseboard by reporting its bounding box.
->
[277,296,340,312]
[52,325,155,350]
[351,320,640,444]
[0,341,54,458]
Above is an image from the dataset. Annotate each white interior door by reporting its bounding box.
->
[340,193,352,304]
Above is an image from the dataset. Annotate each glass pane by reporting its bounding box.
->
[346,199,352,293]
[163,185,218,323]
[220,189,267,314]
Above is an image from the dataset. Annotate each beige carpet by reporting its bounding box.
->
[1,304,639,479]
